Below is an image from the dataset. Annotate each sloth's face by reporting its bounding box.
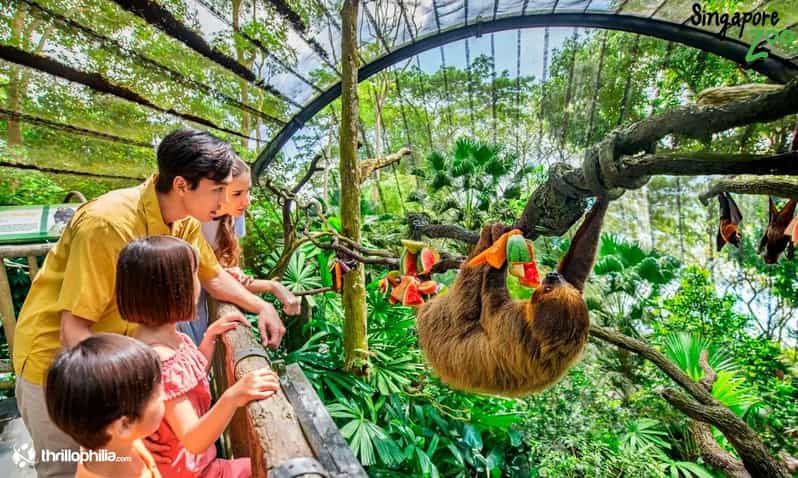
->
[530,271,578,305]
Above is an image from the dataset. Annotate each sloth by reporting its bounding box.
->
[415,198,608,396]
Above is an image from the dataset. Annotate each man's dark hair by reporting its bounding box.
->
[45,334,161,450]
[116,236,198,326]
[155,128,236,193]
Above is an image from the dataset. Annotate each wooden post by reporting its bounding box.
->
[26,256,38,281]
[0,260,15,358]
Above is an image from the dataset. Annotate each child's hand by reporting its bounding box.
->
[226,368,280,407]
[203,312,249,342]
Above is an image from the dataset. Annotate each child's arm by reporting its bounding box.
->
[164,368,280,454]
[198,313,250,370]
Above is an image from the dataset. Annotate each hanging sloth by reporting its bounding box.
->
[415,198,609,396]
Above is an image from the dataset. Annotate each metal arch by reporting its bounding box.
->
[252,12,798,179]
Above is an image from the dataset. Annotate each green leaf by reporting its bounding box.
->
[327,216,342,233]
[463,425,483,451]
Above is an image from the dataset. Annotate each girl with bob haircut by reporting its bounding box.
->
[116,236,280,478]
[45,333,165,478]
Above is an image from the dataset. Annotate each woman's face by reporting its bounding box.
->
[220,172,252,218]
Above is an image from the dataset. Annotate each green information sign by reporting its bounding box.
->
[0,204,79,245]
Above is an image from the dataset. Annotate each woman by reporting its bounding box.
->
[179,158,300,345]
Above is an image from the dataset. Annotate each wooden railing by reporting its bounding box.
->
[0,238,365,476]
[208,299,366,478]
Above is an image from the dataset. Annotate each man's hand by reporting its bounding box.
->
[257,303,285,348]
[269,282,301,316]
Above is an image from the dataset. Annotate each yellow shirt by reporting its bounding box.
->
[13,176,222,385]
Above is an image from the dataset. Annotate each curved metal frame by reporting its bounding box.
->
[253,12,798,178]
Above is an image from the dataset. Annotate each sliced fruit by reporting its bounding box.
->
[506,234,532,263]
[400,249,418,276]
[467,229,522,268]
[417,280,438,295]
[519,262,541,288]
[378,278,389,295]
[331,261,343,292]
[390,275,415,304]
[401,239,426,254]
[386,270,402,286]
[402,283,424,306]
[416,247,441,275]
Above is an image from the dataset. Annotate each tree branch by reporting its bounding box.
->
[699,176,798,204]
[589,325,716,405]
[615,79,798,156]
[359,146,411,183]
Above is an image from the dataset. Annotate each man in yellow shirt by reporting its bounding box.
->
[13,129,286,478]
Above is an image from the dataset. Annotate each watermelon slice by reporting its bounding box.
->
[506,234,532,263]
[400,250,418,276]
[378,278,389,295]
[416,247,441,275]
[401,239,426,254]
[787,216,798,245]
[390,275,415,304]
[519,262,541,288]
[402,283,424,306]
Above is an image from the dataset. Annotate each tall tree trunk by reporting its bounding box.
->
[339,0,368,375]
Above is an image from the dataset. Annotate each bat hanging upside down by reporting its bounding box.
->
[717,192,742,251]
[415,198,609,396]
[759,196,796,264]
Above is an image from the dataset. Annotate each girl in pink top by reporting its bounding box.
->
[116,236,280,478]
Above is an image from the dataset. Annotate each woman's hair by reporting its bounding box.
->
[215,157,250,267]
[116,236,198,326]
[45,333,161,450]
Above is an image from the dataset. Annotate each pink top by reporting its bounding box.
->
[149,333,216,478]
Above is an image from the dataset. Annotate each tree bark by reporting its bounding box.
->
[699,176,798,203]
[339,0,368,375]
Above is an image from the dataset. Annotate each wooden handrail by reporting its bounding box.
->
[208,299,366,477]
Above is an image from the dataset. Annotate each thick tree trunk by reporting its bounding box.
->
[339,0,368,375]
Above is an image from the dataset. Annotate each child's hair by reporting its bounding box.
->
[215,157,250,268]
[45,333,162,450]
[116,236,199,325]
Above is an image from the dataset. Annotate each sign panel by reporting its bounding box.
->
[0,204,78,244]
